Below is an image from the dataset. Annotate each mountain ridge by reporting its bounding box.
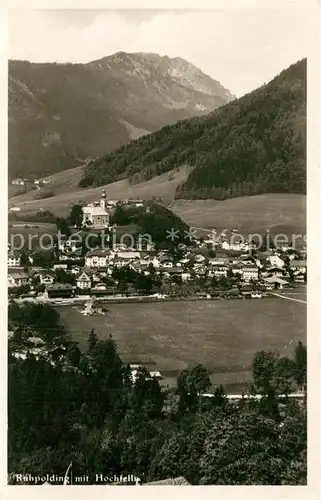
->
[8,52,234,180]
[80,58,306,199]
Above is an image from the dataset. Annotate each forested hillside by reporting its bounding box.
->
[80,59,306,200]
[9,52,232,179]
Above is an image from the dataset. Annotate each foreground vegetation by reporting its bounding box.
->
[8,303,307,485]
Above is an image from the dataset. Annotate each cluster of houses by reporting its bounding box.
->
[11,178,51,186]
[7,189,306,299]
[7,234,307,299]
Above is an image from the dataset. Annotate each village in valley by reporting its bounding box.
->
[8,188,307,305]
[7,8,310,486]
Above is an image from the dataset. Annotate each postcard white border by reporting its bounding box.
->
[1,1,320,499]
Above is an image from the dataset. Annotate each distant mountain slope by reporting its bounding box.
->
[8,52,234,179]
[81,59,306,199]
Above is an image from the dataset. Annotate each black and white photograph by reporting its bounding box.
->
[5,3,314,490]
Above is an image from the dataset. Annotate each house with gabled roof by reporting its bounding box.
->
[38,272,55,285]
[266,254,285,268]
[264,276,289,290]
[242,266,259,282]
[46,283,75,298]
[85,249,111,268]
[7,271,29,288]
[8,249,22,268]
[76,271,92,290]
[290,260,307,273]
[208,266,228,278]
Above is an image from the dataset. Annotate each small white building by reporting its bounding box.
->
[222,240,248,251]
[127,199,144,208]
[116,251,141,262]
[53,263,68,270]
[130,364,162,383]
[76,271,92,290]
[264,276,288,290]
[242,266,259,282]
[58,235,81,254]
[209,267,228,278]
[70,265,82,275]
[290,260,307,274]
[8,271,29,288]
[160,260,174,268]
[266,255,285,268]
[91,282,107,291]
[85,249,111,268]
[8,251,21,268]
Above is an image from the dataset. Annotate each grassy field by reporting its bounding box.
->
[8,222,57,250]
[9,188,306,244]
[9,164,306,241]
[171,194,306,235]
[58,297,306,392]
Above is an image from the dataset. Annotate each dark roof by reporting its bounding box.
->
[290,260,307,267]
[31,270,55,277]
[47,283,75,290]
[60,249,82,257]
[264,277,289,284]
[85,249,110,257]
[209,257,230,264]
[160,267,183,273]
[8,267,29,275]
[8,272,29,279]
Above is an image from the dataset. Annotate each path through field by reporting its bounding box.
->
[272,293,307,304]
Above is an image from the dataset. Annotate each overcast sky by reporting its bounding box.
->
[9,8,309,97]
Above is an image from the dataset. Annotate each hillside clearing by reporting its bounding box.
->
[8,166,193,217]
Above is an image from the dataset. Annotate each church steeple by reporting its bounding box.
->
[100,188,107,211]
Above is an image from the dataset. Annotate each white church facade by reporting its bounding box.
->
[82,189,111,229]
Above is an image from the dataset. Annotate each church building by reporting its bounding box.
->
[82,189,110,229]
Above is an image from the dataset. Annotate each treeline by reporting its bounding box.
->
[8,303,307,485]
[79,59,306,200]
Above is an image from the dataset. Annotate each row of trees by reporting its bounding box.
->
[8,303,307,485]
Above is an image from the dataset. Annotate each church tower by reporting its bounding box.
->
[100,188,107,211]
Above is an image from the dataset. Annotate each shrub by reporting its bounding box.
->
[34,189,54,200]
[78,176,94,188]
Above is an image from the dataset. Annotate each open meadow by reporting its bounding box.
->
[8,166,193,217]
[9,183,306,244]
[57,297,306,393]
[171,194,306,236]
[8,222,57,250]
